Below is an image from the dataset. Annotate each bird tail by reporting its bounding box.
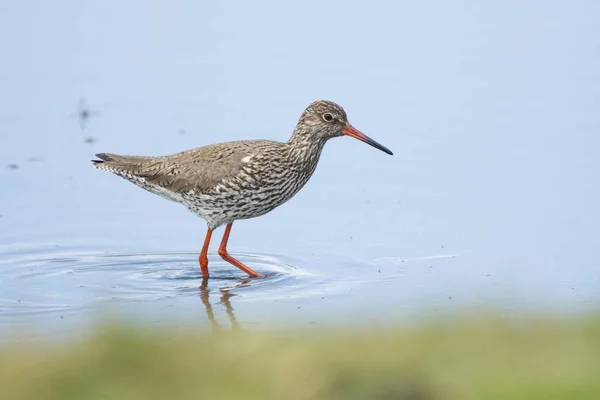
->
[91,153,150,174]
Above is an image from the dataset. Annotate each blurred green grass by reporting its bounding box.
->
[2,316,599,399]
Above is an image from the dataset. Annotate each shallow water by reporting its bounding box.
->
[1,1,600,338]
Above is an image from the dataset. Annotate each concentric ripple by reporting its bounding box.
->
[0,244,465,336]
[0,248,310,320]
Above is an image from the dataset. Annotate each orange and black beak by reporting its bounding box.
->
[343,124,393,155]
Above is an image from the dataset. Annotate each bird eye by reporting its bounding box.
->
[323,113,334,122]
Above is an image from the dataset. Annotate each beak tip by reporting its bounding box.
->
[378,146,394,156]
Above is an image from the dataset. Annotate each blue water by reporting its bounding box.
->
[1,1,599,339]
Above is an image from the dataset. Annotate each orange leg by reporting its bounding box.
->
[198,229,213,278]
[218,222,264,278]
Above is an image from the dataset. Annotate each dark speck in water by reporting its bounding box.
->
[76,98,100,130]
[7,163,19,169]
[178,129,186,135]
[449,297,452,300]
[84,137,98,144]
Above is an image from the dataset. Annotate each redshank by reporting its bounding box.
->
[93,100,392,278]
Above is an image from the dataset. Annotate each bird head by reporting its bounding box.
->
[295,100,393,155]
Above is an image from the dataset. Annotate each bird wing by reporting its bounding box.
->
[137,143,246,193]
[94,140,283,194]
[129,140,280,194]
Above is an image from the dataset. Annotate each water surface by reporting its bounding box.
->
[1,1,599,338]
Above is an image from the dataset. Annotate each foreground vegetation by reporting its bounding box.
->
[2,316,599,399]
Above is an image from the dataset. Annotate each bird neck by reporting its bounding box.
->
[286,130,328,169]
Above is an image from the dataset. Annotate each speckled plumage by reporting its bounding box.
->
[93,100,392,278]
[95,138,324,229]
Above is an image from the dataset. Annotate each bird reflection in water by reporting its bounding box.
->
[198,277,254,331]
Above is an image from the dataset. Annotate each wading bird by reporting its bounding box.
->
[93,100,392,278]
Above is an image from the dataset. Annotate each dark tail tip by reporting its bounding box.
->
[92,153,110,164]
